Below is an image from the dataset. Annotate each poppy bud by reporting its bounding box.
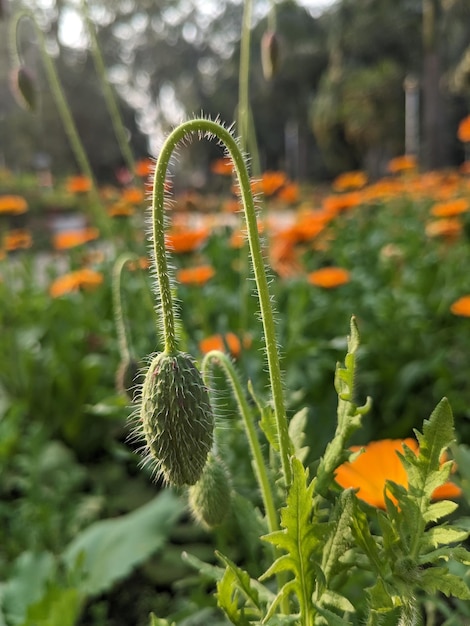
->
[116,356,140,402]
[188,453,231,528]
[11,66,37,112]
[261,31,280,81]
[140,351,214,486]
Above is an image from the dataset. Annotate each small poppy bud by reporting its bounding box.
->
[188,453,231,528]
[140,351,214,486]
[11,66,37,112]
[261,31,280,81]
[116,356,140,401]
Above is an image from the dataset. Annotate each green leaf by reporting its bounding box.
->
[311,602,353,626]
[320,489,354,586]
[182,552,226,582]
[2,552,56,625]
[261,458,326,623]
[420,567,470,600]
[421,526,469,549]
[314,317,371,498]
[288,407,309,462]
[423,500,459,523]
[63,490,185,596]
[20,585,82,626]
[149,614,176,626]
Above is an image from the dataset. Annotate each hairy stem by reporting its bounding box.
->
[150,118,291,485]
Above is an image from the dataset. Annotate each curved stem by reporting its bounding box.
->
[201,350,278,533]
[151,118,291,485]
[11,10,109,232]
[80,0,137,179]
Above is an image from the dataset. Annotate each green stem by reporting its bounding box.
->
[151,118,292,486]
[112,253,136,361]
[201,350,278,533]
[11,10,109,232]
[238,0,253,153]
[80,0,137,178]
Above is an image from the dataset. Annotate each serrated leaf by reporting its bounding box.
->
[315,318,371,498]
[182,552,225,581]
[215,552,262,611]
[63,490,185,595]
[422,526,469,549]
[248,381,280,453]
[423,500,459,523]
[319,589,355,613]
[216,567,253,626]
[350,499,385,577]
[419,545,470,566]
[261,458,324,622]
[420,567,470,599]
[320,489,354,586]
[311,602,353,626]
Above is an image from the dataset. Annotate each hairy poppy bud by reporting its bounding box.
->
[261,31,280,81]
[116,356,140,401]
[188,452,231,528]
[140,351,214,486]
[11,66,37,112]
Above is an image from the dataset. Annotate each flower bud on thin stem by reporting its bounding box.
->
[188,452,231,528]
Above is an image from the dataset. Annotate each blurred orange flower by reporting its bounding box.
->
[457,115,470,143]
[251,171,287,197]
[332,170,368,192]
[387,155,417,174]
[107,202,135,218]
[134,158,154,178]
[210,157,233,176]
[335,438,462,509]
[430,198,469,218]
[66,175,92,194]
[276,182,299,204]
[199,332,242,358]
[127,256,150,271]
[49,268,104,297]
[166,227,209,253]
[0,195,28,214]
[450,296,470,317]
[177,265,215,285]
[53,227,100,250]
[322,192,362,215]
[425,218,462,239]
[4,229,32,251]
[307,266,350,288]
[121,187,145,204]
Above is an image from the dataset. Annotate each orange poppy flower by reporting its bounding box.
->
[457,115,470,143]
[53,227,100,250]
[134,158,154,178]
[49,268,104,298]
[127,256,150,271]
[335,438,462,509]
[387,155,417,174]
[199,332,242,358]
[4,229,33,251]
[0,195,28,215]
[165,228,209,253]
[65,175,92,194]
[307,267,351,288]
[425,218,462,239]
[430,198,469,218]
[450,295,470,317]
[332,170,368,192]
[210,157,233,176]
[176,265,215,285]
[121,187,145,204]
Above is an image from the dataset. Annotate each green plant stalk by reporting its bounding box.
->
[80,0,137,178]
[11,10,108,232]
[112,253,136,361]
[237,0,253,154]
[201,350,278,534]
[150,118,292,486]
